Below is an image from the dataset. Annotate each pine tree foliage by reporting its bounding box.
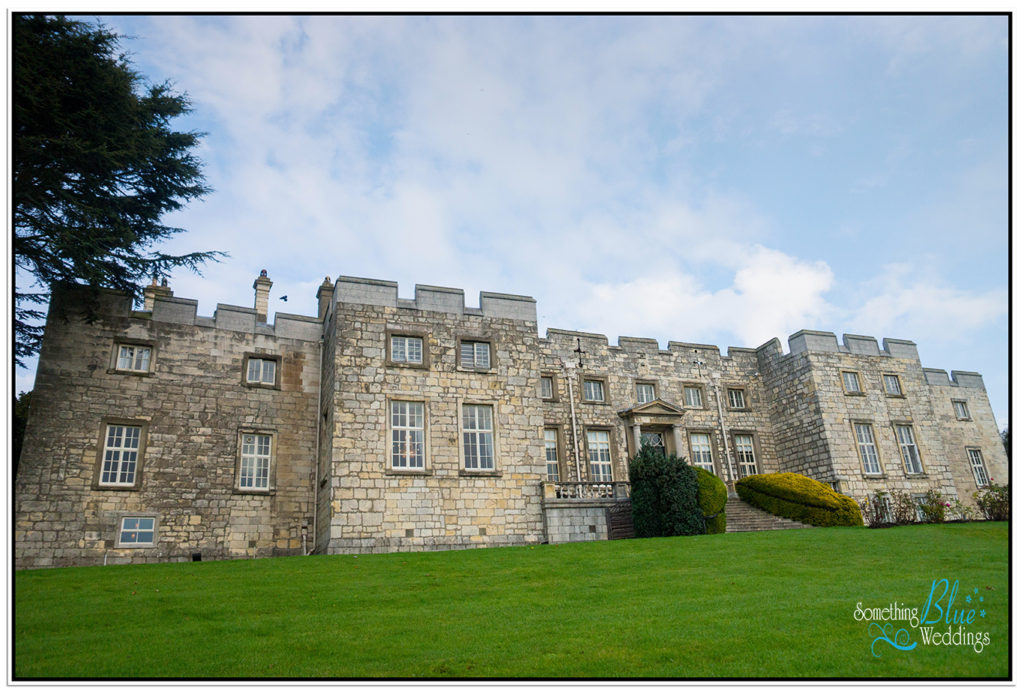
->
[13,14,223,365]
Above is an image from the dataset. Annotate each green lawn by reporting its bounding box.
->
[14,522,1008,679]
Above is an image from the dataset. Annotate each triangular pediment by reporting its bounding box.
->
[618,399,685,418]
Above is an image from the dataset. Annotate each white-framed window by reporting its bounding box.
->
[636,383,656,404]
[583,379,605,402]
[118,516,156,546]
[883,374,903,396]
[734,434,758,477]
[391,401,425,469]
[540,376,554,400]
[842,371,862,393]
[689,432,714,473]
[684,386,703,408]
[878,495,894,524]
[391,335,423,365]
[854,423,881,475]
[544,428,560,481]
[239,433,272,490]
[967,448,989,488]
[246,357,277,385]
[727,388,746,409]
[953,400,971,420]
[100,424,142,487]
[462,404,494,470]
[460,341,491,369]
[895,424,923,475]
[587,430,613,482]
[116,344,152,373]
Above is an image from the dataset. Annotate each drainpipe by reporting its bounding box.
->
[310,336,323,555]
[711,373,738,486]
[563,361,582,482]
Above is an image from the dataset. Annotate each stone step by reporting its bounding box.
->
[724,498,816,532]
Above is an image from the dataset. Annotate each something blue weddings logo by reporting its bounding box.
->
[853,579,992,656]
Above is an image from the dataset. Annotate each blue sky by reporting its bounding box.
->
[15,14,1010,429]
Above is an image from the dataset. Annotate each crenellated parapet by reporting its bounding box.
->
[333,276,537,322]
[923,368,987,390]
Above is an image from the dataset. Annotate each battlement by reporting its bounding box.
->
[922,368,987,389]
[333,276,537,322]
[784,330,921,360]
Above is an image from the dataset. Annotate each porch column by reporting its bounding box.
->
[632,424,642,454]
[672,424,684,458]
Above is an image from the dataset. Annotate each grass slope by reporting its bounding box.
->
[14,523,1008,679]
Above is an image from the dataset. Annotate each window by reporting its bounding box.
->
[842,371,862,394]
[540,376,554,400]
[460,341,491,369]
[689,432,714,473]
[587,430,613,482]
[636,382,656,404]
[968,448,989,488]
[462,404,494,470]
[116,344,151,373]
[390,335,423,365]
[544,428,560,481]
[734,434,758,477]
[883,374,903,396]
[118,516,156,547]
[912,494,928,522]
[99,424,143,487]
[953,400,971,420]
[727,388,746,409]
[583,379,605,403]
[684,386,703,408]
[641,431,665,455]
[895,424,923,475]
[239,433,272,490]
[391,401,425,469]
[854,423,881,475]
[246,357,277,386]
[878,495,894,524]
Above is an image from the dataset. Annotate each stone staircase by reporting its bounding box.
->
[725,497,816,532]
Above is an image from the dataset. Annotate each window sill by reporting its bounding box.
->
[233,488,276,496]
[107,369,153,377]
[955,418,972,422]
[843,391,866,397]
[457,366,495,374]
[541,397,559,403]
[243,382,281,391]
[387,469,431,476]
[727,407,752,413]
[94,484,142,492]
[885,394,906,399]
[460,470,501,478]
[387,361,430,370]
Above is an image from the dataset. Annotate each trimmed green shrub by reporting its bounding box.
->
[628,444,704,538]
[694,467,727,534]
[736,472,862,527]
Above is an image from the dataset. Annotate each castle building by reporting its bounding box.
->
[14,272,1008,568]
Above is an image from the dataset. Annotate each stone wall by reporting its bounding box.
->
[15,284,320,568]
[542,500,613,543]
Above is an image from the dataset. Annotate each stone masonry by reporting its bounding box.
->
[14,271,1009,568]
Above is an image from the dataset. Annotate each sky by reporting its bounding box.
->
[13,14,1010,429]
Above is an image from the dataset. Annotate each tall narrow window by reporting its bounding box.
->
[689,433,714,473]
[460,341,491,369]
[544,428,560,481]
[854,423,881,475]
[967,448,989,488]
[895,424,922,475]
[684,386,703,408]
[100,424,142,487]
[116,345,151,373]
[239,433,272,490]
[636,383,656,404]
[391,401,425,469]
[391,335,423,364]
[463,405,494,470]
[727,388,746,409]
[883,374,903,396]
[953,400,970,420]
[734,434,757,477]
[587,430,613,482]
[540,376,554,400]
[842,371,862,393]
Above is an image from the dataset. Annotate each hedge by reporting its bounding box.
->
[628,445,704,538]
[735,472,862,527]
[694,467,727,534]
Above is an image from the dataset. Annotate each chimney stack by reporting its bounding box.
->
[143,276,173,311]
[253,269,272,322]
[316,276,333,320]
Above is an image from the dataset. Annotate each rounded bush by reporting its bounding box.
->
[628,445,704,538]
[735,472,862,527]
[694,467,727,534]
